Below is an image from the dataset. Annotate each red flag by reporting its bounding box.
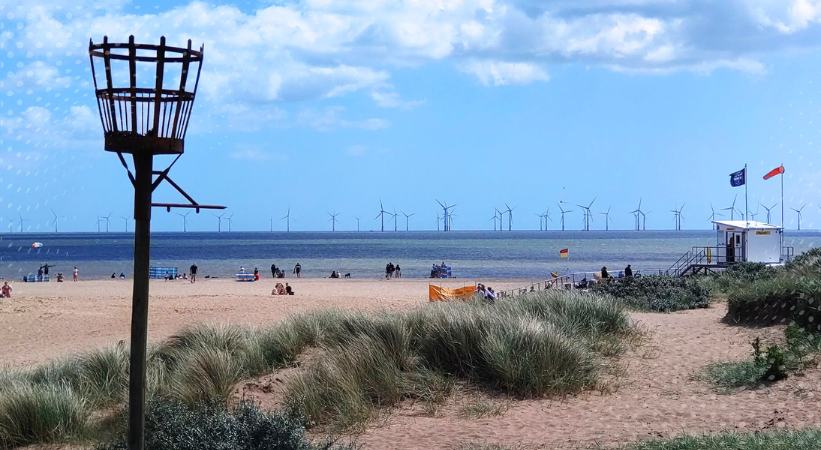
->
[763,165,785,180]
[559,248,569,258]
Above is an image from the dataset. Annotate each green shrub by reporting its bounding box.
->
[592,276,710,312]
[0,382,89,448]
[630,428,821,449]
[701,325,821,392]
[99,400,337,450]
[724,248,821,329]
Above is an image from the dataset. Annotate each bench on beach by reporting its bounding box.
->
[23,274,49,282]
[235,273,255,282]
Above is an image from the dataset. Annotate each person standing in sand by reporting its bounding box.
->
[1,282,12,298]
[293,263,302,278]
[271,263,277,278]
[190,263,198,283]
[72,266,79,282]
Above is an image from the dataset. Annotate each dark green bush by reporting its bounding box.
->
[99,400,337,450]
[592,276,710,312]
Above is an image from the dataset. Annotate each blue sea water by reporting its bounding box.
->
[0,231,818,280]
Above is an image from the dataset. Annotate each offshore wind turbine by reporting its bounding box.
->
[576,198,595,231]
[391,210,398,232]
[436,200,455,232]
[226,214,234,232]
[792,204,806,230]
[630,199,646,231]
[376,201,389,232]
[355,217,360,232]
[557,202,572,231]
[760,202,777,224]
[503,204,513,231]
[328,211,339,232]
[495,208,503,232]
[121,216,130,233]
[281,208,291,232]
[215,212,226,232]
[49,209,59,233]
[491,210,499,231]
[18,213,25,233]
[600,206,612,231]
[177,211,190,232]
[401,211,415,231]
[670,203,685,231]
[540,208,552,231]
[721,195,738,221]
[100,213,111,232]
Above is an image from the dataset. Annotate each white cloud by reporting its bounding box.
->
[1,61,72,90]
[462,60,549,86]
[5,0,821,109]
[296,107,389,131]
[229,147,283,162]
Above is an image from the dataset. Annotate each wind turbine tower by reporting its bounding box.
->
[557,202,572,231]
[328,212,340,232]
[177,211,190,232]
[577,198,595,231]
[281,208,291,232]
[600,206,611,231]
[504,203,513,231]
[792,204,806,230]
[760,202,777,224]
[401,211,415,231]
[376,201,389,232]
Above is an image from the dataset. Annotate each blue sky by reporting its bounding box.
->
[0,0,819,232]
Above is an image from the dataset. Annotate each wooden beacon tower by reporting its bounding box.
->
[88,35,224,449]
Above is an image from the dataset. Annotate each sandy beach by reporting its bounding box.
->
[2,278,820,449]
[0,278,522,368]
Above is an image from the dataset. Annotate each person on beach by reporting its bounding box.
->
[395,264,401,278]
[272,282,286,295]
[624,264,633,278]
[1,281,12,298]
[190,263,198,283]
[56,273,64,282]
[385,263,391,279]
[73,266,79,282]
[285,283,294,295]
[253,267,260,281]
[600,266,610,281]
[293,263,302,278]
[271,263,277,278]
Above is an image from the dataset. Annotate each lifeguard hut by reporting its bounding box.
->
[669,220,793,277]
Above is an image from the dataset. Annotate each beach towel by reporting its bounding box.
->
[428,285,477,301]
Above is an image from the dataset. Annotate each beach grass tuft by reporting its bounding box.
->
[0,382,89,448]
[0,288,633,445]
[629,428,821,449]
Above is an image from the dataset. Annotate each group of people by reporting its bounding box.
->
[476,283,497,302]
[599,264,634,281]
[271,282,294,295]
[385,262,401,279]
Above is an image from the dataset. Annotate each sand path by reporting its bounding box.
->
[357,306,821,449]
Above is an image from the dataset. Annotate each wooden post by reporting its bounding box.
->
[128,152,153,450]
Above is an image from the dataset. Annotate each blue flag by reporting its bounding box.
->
[730,168,746,187]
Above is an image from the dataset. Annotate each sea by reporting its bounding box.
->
[1,231,818,281]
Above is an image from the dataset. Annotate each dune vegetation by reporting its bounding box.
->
[0,289,633,448]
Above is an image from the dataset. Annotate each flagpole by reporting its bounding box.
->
[780,163,784,228]
[744,164,748,222]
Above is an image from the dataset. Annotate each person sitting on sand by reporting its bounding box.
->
[329,270,339,279]
[600,266,610,280]
[285,283,294,295]
[119,272,125,279]
[56,273,64,282]
[272,282,286,295]
[1,281,12,298]
[253,267,260,281]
